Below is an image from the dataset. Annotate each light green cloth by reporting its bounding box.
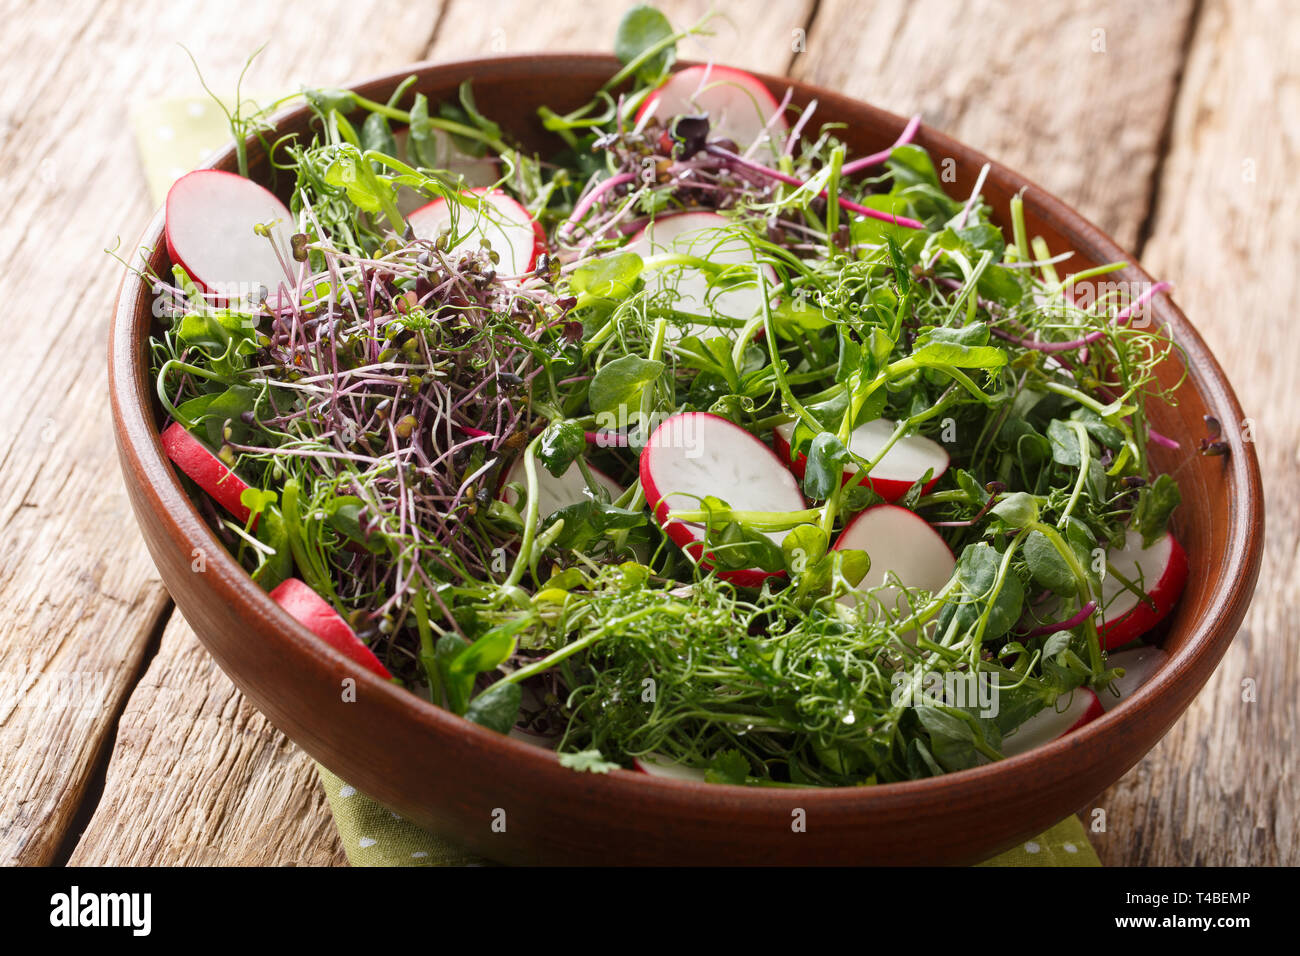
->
[319,763,1098,867]
[138,96,1100,869]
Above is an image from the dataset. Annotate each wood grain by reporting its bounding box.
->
[68,614,347,866]
[792,0,1197,252]
[0,0,444,866]
[1088,0,1299,866]
[426,0,814,72]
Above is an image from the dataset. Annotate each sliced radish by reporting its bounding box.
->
[640,411,805,587]
[623,211,772,339]
[392,128,500,215]
[833,504,956,615]
[774,418,949,503]
[636,65,787,152]
[1097,530,1188,650]
[269,578,392,680]
[161,421,253,525]
[408,187,544,277]
[1099,645,1169,712]
[499,456,623,518]
[165,170,294,302]
[633,754,709,781]
[999,688,1103,757]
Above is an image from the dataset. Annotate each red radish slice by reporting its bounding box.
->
[636,65,788,152]
[833,504,956,615]
[1097,530,1188,650]
[774,418,949,503]
[623,211,772,339]
[161,422,253,525]
[499,457,623,517]
[999,688,1103,757]
[634,754,709,781]
[165,170,294,302]
[392,128,500,215]
[269,578,392,680]
[408,187,544,277]
[640,411,805,587]
[1099,645,1169,712]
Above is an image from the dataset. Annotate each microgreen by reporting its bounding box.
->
[148,6,1184,784]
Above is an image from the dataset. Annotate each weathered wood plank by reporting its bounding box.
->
[68,614,347,866]
[0,0,443,866]
[1089,0,1299,867]
[425,0,814,72]
[792,0,1196,252]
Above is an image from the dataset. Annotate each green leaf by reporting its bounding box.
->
[457,79,502,143]
[910,341,1007,370]
[325,495,387,553]
[917,322,990,349]
[434,634,471,713]
[360,111,398,160]
[990,491,1039,528]
[571,251,643,301]
[914,705,979,772]
[587,354,664,424]
[464,682,522,734]
[613,4,676,83]
[1046,418,1083,466]
[544,499,645,549]
[705,749,750,785]
[782,524,829,574]
[537,420,586,478]
[1023,530,1077,596]
[407,94,439,167]
[939,542,1025,641]
[802,432,849,499]
[251,505,293,590]
[452,616,532,677]
[558,749,621,774]
[1132,473,1182,547]
[1070,407,1125,450]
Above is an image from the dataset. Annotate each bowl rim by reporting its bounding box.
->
[110,52,1265,809]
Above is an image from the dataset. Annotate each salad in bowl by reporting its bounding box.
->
[137,9,1191,791]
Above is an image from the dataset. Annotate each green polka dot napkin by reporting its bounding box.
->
[135,95,1099,869]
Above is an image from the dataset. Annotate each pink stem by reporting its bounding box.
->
[1023,600,1098,638]
[991,281,1173,353]
[1146,428,1180,450]
[561,172,635,234]
[706,145,923,229]
[839,113,922,175]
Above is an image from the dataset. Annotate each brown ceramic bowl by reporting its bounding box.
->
[109,55,1264,865]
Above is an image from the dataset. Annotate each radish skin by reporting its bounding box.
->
[269,578,392,679]
[833,504,956,615]
[774,419,949,503]
[408,187,545,276]
[640,411,805,587]
[165,170,294,301]
[161,422,254,525]
[1097,530,1188,650]
[636,65,787,152]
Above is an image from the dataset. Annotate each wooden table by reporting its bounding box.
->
[1,0,1293,866]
